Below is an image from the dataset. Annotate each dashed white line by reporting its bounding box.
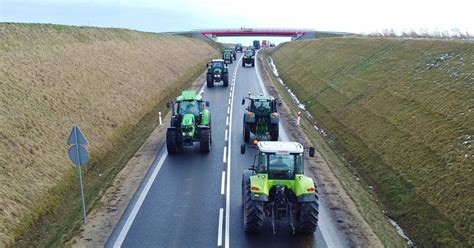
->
[227,106,230,114]
[226,116,229,126]
[223,146,227,163]
[217,208,224,246]
[221,171,226,195]
[228,98,231,105]
[225,129,228,142]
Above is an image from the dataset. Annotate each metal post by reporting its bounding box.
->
[74,126,87,224]
[297,111,301,127]
[159,112,163,126]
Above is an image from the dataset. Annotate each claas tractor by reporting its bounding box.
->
[241,141,319,234]
[166,90,211,154]
[242,95,280,142]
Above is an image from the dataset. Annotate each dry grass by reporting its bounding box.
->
[270,37,473,247]
[0,23,218,245]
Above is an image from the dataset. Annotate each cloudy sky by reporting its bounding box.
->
[1,0,473,45]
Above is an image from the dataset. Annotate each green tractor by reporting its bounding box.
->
[240,141,319,234]
[166,90,212,154]
[242,49,255,67]
[242,95,281,143]
[206,59,229,88]
[223,50,233,64]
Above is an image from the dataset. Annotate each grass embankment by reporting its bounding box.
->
[0,23,219,246]
[270,38,473,247]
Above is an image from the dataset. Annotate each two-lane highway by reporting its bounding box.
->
[107,52,346,247]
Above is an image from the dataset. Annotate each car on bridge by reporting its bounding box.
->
[242,50,255,67]
[206,59,229,87]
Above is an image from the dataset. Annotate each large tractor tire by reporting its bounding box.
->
[166,129,180,154]
[270,124,279,141]
[243,171,264,232]
[199,128,211,153]
[296,197,319,234]
[251,61,255,67]
[206,74,214,88]
[241,170,255,207]
[223,74,229,87]
[243,121,251,143]
[242,60,246,67]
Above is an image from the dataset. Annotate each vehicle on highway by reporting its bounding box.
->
[232,49,237,60]
[235,43,243,52]
[253,40,261,49]
[241,95,280,141]
[241,141,319,234]
[247,46,255,53]
[166,90,211,154]
[222,50,233,64]
[206,59,229,87]
[270,42,276,47]
[242,50,255,67]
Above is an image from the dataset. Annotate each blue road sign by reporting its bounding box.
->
[68,144,89,166]
[68,125,88,145]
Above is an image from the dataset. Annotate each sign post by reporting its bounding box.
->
[297,111,301,127]
[67,124,89,224]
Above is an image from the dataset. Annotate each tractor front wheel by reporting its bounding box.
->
[199,128,211,153]
[166,129,180,154]
[242,60,246,67]
[243,172,264,232]
[296,198,319,234]
[207,74,214,88]
[223,74,229,87]
[243,121,251,143]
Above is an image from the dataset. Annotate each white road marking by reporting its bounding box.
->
[228,98,231,105]
[225,54,242,248]
[221,171,226,195]
[226,116,229,126]
[217,208,224,246]
[113,150,168,248]
[223,146,227,163]
[227,106,230,114]
[225,129,228,142]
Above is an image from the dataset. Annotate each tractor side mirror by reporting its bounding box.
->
[241,99,245,105]
[240,144,246,154]
[309,147,315,157]
[206,101,210,107]
[166,102,171,108]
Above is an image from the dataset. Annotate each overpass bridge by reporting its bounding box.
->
[192,28,320,40]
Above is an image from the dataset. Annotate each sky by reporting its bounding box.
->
[1,0,473,45]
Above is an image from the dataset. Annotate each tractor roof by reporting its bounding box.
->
[257,141,304,154]
[249,95,276,101]
[177,90,202,101]
[212,59,224,62]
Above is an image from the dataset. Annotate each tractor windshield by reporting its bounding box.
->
[257,152,303,179]
[211,62,224,69]
[245,50,254,56]
[178,101,199,116]
[251,100,271,113]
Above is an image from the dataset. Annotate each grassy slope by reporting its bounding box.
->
[270,38,473,247]
[0,23,218,246]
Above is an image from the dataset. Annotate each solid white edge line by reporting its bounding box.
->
[225,129,228,142]
[217,208,224,246]
[225,54,242,248]
[113,150,168,248]
[255,51,340,247]
[221,171,226,195]
[223,146,227,163]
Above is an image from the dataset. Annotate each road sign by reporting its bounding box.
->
[68,145,89,166]
[67,124,89,224]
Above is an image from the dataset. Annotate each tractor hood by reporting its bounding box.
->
[181,114,195,136]
[213,68,222,74]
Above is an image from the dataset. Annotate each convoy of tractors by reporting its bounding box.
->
[165,43,319,235]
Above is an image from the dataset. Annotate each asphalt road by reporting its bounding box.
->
[106,53,347,248]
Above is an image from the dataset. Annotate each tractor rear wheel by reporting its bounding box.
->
[270,124,279,141]
[199,128,211,153]
[296,197,319,234]
[166,129,180,154]
[243,172,264,232]
[251,61,255,67]
[243,121,251,143]
[206,74,214,88]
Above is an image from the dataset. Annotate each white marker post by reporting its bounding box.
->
[159,112,163,126]
[297,111,301,127]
